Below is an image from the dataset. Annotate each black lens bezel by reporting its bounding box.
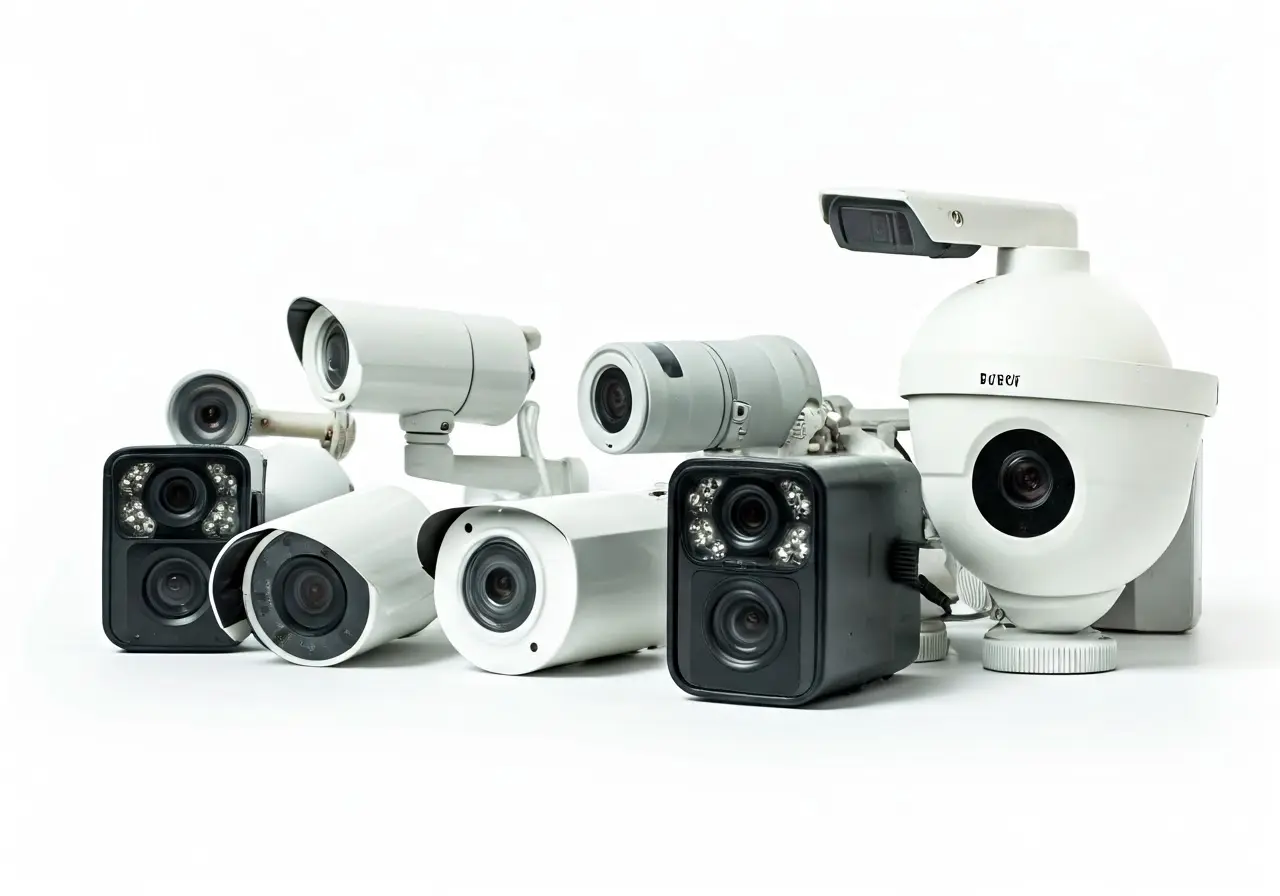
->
[147,467,210,529]
[322,320,350,390]
[973,428,1075,538]
[461,536,538,633]
[142,553,210,621]
[591,365,633,434]
[716,481,783,555]
[248,532,371,662]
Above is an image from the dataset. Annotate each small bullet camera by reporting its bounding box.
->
[666,452,924,707]
[102,443,351,651]
[166,369,355,460]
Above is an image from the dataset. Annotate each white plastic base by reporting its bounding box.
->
[982,625,1117,674]
[915,619,949,663]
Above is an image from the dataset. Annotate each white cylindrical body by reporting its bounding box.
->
[578,336,822,454]
[292,298,535,424]
[210,485,435,666]
[258,441,353,521]
[432,490,668,674]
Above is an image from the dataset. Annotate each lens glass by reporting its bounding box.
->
[276,556,348,636]
[462,536,537,633]
[146,468,209,528]
[143,556,208,619]
[719,483,780,554]
[999,451,1053,509]
[194,396,229,434]
[592,365,633,434]
[322,321,350,390]
[708,587,785,670]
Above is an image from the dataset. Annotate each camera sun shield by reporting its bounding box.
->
[667,453,923,707]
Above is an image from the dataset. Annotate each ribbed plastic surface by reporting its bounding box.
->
[915,625,949,662]
[982,626,1117,674]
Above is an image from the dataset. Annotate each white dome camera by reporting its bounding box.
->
[577,336,824,455]
[166,369,356,460]
[823,189,1219,674]
[417,490,668,675]
[209,485,435,666]
[286,297,587,499]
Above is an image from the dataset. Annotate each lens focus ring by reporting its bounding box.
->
[718,482,781,554]
[707,585,785,671]
[462,536,537,633]
[143,555,208,619]
[275,556,348,637]
[592,365,633,434]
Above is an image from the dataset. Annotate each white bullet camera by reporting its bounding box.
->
[823,189,1219,674]
[577,336,824,455]
[209,485,436,666]
[286,298,587,499]
[417,490,668,675]
[166,369,356,460]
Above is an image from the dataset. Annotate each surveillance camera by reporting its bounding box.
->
[208,486,435,667]
[166,369,356,460]
[103,443,352,652]
[666,453,923,707]
[824,189,1218,673]
[417,490,667,675]
[286,298,587,498]
[577,337,824,455]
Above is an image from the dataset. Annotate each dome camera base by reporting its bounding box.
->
[916,619,949,663]
[982,625,1117,674]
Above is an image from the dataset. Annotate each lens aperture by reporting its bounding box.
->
[143,556,208,619]
[719,483,780,554]
[592,365,632,434]
[322,321,350,390]
[463,536,537,633]
[1000,451,1053,509]
[276,556,348,636]
[194,396,229,434]
[147,468,209,528]
[708,586,785,670]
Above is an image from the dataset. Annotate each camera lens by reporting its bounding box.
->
[708,586,785,670]
[322,321,349,390]
[719,483,780,554]
[1000,451,1053,509]
[463,536,537,633]
[147,468,209,528]
[143,556,208,619]
[276,556,348,636]
[193,394,230,435]
[592,365,632,434]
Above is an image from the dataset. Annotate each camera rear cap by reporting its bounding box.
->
[821,188,1088,275]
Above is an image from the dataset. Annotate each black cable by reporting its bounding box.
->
[917,574,956,616]
[892,438,912,463]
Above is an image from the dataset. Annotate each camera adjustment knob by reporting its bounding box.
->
[981,625,1117,674]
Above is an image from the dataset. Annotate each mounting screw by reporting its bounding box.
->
[440,422,450,431]
[950,210,964,227]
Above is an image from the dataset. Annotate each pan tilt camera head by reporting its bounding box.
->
[821,189,1218,674]
[286,297,588,499]
[666,452,925,707]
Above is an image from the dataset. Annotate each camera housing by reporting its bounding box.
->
[166,369,356,460]
[577,337,823,455]
[208,485,435,666]
[667,453,923,707]
[418,490,667,675]
[287,298,586,498]
[102,443,352,651]
[824,189,1218,673]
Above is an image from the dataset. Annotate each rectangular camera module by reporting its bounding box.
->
[102,445,265,651]
[667,453,924,707]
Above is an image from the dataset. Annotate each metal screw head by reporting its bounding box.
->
[951,210,964,227]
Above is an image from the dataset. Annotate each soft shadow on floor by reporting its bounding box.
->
[531,647,667,679]
[1104,630,1201,669]
[336,636,457,669]
[805,667,965,710]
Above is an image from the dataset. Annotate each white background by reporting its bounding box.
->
[2,1,1277,892]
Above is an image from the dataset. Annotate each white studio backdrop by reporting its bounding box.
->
[1,1,1276,893]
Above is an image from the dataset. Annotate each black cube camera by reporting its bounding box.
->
[667,452,924,707]
[103,445,265,651]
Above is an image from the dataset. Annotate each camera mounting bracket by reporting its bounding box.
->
[401,401,589,500]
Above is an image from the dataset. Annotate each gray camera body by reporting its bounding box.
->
[1095,445,1203,633]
